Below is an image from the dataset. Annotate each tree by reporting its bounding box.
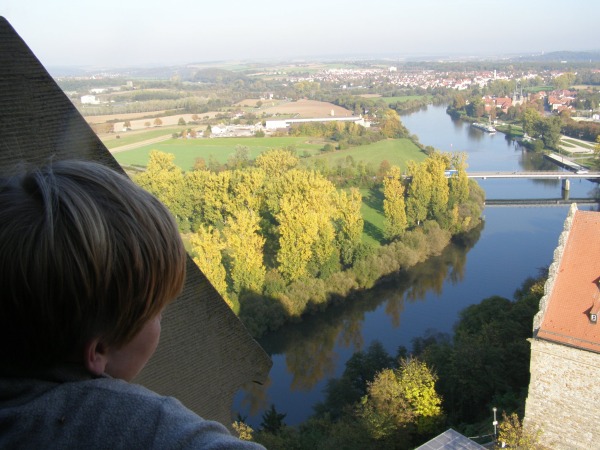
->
[260,404,287,434]
[275,170,336,281]
[554,72,576,90]
[425,152,450,225]
[334,188,364,265]
[538,115,562,149]
[396,358,443,434]
[189,225,232,309]
[358,368,412,440]
[255,148,299,177]
[448,152,469,206]
[358,358,443,444]
[123,120,131,129]
[522,107,541,138]
[134,150,189,229]
[466,97,484,118]
[379,109,407,138]
[383,166,407,240]
[203,124,212,138]
[498,412,543,450]
[405,160,432,227]
[227,145,250,170]
[153,117,163,126]
[178,117,186,126]
[223,209,266,294]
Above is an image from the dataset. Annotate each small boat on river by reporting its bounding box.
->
[472,122,496,133]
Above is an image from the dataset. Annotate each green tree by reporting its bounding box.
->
[203,124,212,138]
[554,72,576,90]
[498,412,543,450]
[134,150,189,229]
[448,152,469,206]
[190,225,232,309]
[426,153,450,225]
[383,165,407,240]
[260,404,287,434]
[396,358,443,434]
[538,115,562,149]
[334,188,364,265]
[255,148,299,177]
[358,358,443,444]
[522,107,541,138]
[379,109,407,138]
[178,117,186,126]
[227,145,250,170]
[223,209,266,294]
[405,160,432,227]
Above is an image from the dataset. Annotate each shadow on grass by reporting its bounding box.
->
[363,220,384,243]
[363,187,384,211]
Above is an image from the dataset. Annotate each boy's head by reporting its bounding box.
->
[0,160,186,376]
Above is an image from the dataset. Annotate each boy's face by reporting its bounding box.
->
[104,312,163,381]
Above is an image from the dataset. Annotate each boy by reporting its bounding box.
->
[0,160,264,449]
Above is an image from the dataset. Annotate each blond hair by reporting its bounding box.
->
[0,160,186,369]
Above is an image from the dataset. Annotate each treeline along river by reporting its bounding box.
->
[233,104,599,426]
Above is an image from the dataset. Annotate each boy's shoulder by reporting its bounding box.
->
[0,368,265,449]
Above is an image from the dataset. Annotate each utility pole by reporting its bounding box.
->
[493,407,498,444]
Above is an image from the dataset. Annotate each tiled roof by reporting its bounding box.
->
[537,209,600,353]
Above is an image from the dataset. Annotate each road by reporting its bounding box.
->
[109,134,173,154]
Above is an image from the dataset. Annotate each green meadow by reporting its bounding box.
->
[359,187,385,245]
[309,138,425,170]
[114,135,425,172]
[381,95,427,105]
[114,136,326,170]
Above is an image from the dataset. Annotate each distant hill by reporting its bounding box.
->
[512,51,600,62]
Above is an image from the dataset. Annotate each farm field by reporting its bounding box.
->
[308,138,425,170]
[261,99,353,118]
[102,127,185,149]
[114,136,327,170]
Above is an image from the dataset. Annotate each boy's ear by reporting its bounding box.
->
[83,337,109,376]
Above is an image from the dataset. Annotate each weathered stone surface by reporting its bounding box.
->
[526,205,600,449]
[0,16,271,426]
[525,339,600,449]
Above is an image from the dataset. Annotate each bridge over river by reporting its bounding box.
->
[467,171,600,180]
[467,171,600,207]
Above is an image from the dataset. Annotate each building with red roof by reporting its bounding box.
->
[524,205,600,449]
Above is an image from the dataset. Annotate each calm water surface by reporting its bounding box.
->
[233,105,598,426]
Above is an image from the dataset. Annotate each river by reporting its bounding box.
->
[233,105,599,426]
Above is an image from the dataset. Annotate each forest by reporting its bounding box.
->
[134,145,484,337]
[235,274,546,449]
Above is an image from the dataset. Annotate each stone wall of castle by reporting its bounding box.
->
[524,338,600,449]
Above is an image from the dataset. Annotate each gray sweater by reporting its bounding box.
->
[0,366,265,449]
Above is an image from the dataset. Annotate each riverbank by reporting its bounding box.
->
[233,104,600,428]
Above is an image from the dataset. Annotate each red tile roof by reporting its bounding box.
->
[537,209,600,353]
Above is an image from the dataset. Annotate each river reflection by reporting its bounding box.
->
[235,223,483,424]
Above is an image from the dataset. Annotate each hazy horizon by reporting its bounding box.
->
[3,0,599,69]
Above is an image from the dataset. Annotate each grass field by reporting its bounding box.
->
[103,127,185,149]
[359,187,385,245]
[381,95,427,104]
[562,138,595,150]
[308,138,425,170]
[114,136,327,170]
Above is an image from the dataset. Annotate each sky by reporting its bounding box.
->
[2,0,599,69]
